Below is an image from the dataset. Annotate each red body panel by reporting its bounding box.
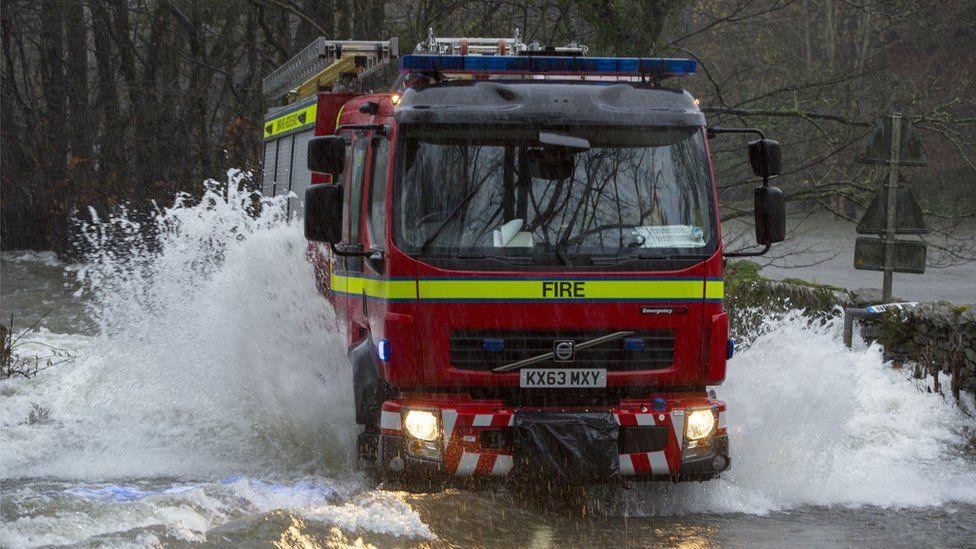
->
[303,88,733,480]
[313,91,730,390]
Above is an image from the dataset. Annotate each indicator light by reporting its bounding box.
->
[390,93,401,104]
[727,338,735,360]
[653,397,667,411]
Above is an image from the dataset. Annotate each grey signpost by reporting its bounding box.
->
[854,112,929,302]
[882,114,901,301]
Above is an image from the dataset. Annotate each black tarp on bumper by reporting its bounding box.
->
[513,411,620,482]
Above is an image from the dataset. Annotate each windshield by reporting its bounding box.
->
[395,126,716,266]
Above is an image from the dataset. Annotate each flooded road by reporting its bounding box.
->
[2,189,975,547]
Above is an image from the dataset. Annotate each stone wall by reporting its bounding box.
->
[725,261,974,400]
[868,303,976,399]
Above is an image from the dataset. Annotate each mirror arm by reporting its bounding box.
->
[329,243,385,258]
[706,126,766,140]
[724,243,771,258]
[707,127,773,188]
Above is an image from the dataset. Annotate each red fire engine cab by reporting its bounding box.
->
[263,31,785,484]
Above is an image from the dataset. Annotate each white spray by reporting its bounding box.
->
[2,172,355,479]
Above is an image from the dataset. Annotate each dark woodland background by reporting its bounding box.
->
[1,0,973,255]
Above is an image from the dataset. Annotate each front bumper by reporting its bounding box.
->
[377,396,729,482]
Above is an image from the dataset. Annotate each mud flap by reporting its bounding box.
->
[513,411,619,483]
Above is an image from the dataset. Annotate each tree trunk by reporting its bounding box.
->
[90,0,124,189]
[65,0,91,170]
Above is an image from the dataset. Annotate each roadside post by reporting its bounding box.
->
[854,112,929,302]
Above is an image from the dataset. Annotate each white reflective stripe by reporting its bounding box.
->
[456,452,480,476]
[670,410,685,448]
[648,451,669,474]
[635,413,656,426]
[490,454,513,476]
[618,454,635,476]
[613,414,623,425]
[507,415,514,427]
[472,414,493,427]
[442,409,458,450]
[380,410,401,431]
[718,410,727,430]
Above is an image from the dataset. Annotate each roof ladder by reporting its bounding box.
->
[416,28,588,56]
[262,37,399,103]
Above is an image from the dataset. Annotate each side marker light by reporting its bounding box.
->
[377,339,391,362]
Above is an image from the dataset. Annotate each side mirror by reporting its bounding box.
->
[748,139,782,178]
[754,186,786,245]
[305,184,343,243]
[308,136,346,175]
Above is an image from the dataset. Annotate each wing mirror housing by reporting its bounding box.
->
[308,136,346,175]
[304,183,343,243]
[748,138,782,178]
[754,186,786,245]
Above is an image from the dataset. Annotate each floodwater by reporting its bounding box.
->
[2,184,975,547]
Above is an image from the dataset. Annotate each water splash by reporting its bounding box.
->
[1,171,975,546]
[2,171,354,479]
[608,312,976,515]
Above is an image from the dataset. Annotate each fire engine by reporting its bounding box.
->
[261,30,785,484]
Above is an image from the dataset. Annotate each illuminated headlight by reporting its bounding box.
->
[403,410,439,442]
[685,409,716,441]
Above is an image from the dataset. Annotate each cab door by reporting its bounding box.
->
[338,130,369,342]
[363,134,391,336]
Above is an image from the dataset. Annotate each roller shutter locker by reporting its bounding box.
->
[262,141,278,196]
[289,129,315,213]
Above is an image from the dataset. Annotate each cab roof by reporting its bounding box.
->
[395,81,704,128]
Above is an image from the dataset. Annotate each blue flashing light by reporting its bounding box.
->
[377,339,391,362]
[483,338,505,352]
[400,54,696,78]
[623,337,646,351]
[653,397,667,411]
[727,338,735,360]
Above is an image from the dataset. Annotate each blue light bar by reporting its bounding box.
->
[400,55,696,78]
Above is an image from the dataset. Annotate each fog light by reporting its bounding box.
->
[685,409,716,441]
[403,410,439,441]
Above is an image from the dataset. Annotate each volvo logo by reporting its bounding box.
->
[553,340,575,362]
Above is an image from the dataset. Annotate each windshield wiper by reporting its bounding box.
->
[455,252,533,266]
[587,253,709,267]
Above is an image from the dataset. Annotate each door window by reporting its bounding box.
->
[368,137,391,248]
[345,135,369,244]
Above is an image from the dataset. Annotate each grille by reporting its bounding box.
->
[450,329,674,372]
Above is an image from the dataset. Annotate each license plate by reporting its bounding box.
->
[519,368,606,388]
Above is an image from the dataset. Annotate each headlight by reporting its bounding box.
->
[685,409,716,441]
[403,410,439,441]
